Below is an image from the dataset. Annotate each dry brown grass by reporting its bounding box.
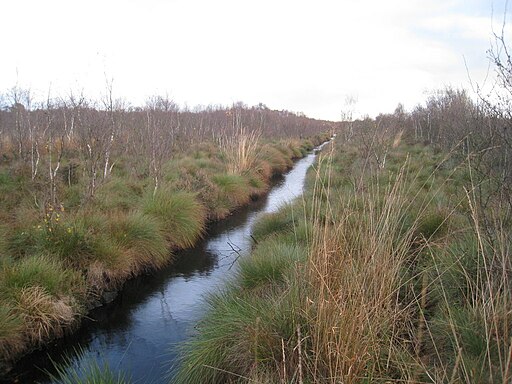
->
[304,156,418,383]
[221,127,261,175]
[14,286,76,344]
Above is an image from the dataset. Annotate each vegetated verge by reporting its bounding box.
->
[175,125,511,383]
[0,131,331,374]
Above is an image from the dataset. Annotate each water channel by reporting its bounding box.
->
[4,142,330,384]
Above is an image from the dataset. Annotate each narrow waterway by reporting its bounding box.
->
[5,142,330,384]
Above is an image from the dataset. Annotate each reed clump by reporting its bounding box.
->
[221,127,261,175]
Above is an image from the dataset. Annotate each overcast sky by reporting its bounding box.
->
[1,0,508,120]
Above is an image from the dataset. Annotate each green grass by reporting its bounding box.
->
[415,209,449,239]
[260,146,290,175]
[93,177,144,212]
[212,173,251,208]
[49,348,131,384]
[177,136,512,383]
[252,204,298,241]
[0,170,22,218]
[174,283,303,384]
[238,239,307,289]
[0,135,326,367]
[36,217,96,267]
[0,305,22,341]
[0,255,85,298]
[108,212,170,269]
[0,224,9,256]
[142,189,206,248]
[246,172,268,197]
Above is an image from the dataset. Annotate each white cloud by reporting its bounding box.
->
[0,0,505,120]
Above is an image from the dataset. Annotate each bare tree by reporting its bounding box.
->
[341,94,358,142]
[145,95,177,194]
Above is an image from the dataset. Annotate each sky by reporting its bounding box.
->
[0,0,509,121]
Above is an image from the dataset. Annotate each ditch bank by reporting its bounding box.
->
[1,136,332,383]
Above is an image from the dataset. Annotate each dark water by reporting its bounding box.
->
[3,143,330,384]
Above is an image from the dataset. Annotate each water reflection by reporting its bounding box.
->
[4,149,324,384]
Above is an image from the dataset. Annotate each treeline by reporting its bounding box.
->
[344,86,512,220]
[0,89,333,202]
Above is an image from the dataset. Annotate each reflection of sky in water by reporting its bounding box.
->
[8,143,331,384]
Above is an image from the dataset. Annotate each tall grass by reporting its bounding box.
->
[260,146,291,175]
[304,159,418,382]
[1,255,85,298]
[0,305,23,357]
[93,177,144,212]
[212,173,251,209]
[12,286,77,344]
[174,280,305,384]
[238,239,307,289]
[421,190,512,382]
[221,127,261,175]
[108,211,169,271]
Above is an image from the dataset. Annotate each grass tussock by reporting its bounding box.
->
[238,239,307,289]
[0,306,23,357]
[260,146,291,175]
[252,204,299,241]
[212,173,251,209]
[108,212,169,270]
[94,177,144,212]
[143,189,206,249]
[304,163,416,382]
[13,286,77,344]
[1,255,85,298]
[174,282,305,384]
